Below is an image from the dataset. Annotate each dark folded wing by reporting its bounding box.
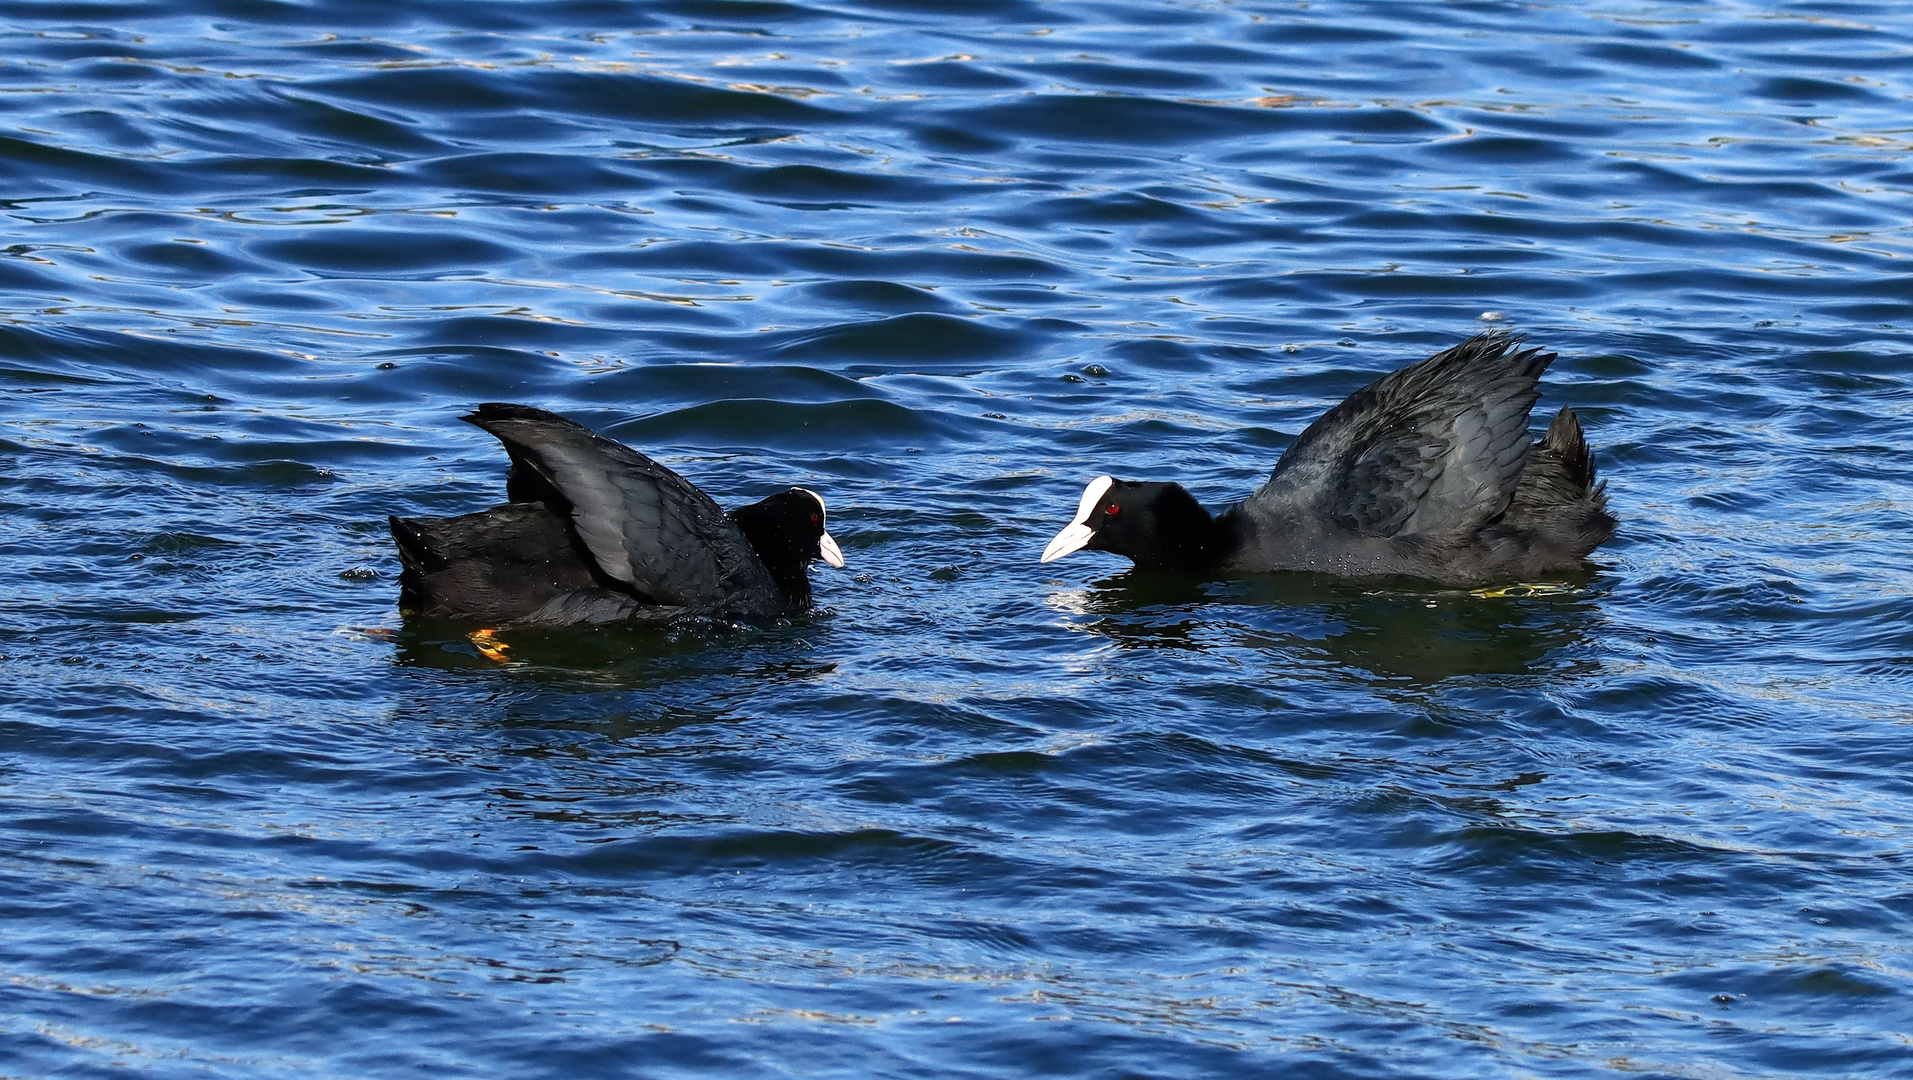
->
[1250,332,1552,538]
[461,403,780,610]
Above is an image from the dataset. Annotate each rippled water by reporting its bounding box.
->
[3,1,1911,1076]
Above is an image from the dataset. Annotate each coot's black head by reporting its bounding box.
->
[1041,476,1219,572]
[729,487,845,605]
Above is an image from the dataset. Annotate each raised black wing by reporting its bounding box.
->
[1248,332,1552,538]
[461,403,782,612]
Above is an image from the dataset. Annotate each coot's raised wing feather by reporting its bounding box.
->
[461,404,780,612]
[1250,332,1552,538]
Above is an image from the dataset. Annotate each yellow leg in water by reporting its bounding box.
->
[468,628,511,663]
[1470,582,1578,599]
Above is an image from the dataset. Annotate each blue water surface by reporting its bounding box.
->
[2,1,1911,1076]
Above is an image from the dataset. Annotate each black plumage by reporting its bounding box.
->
[1041,332,1616,586]
[390,404,843,626]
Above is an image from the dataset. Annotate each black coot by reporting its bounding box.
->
[1041,332,1615,586]
[390,403,844,625]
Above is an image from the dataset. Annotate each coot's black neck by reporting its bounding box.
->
[1131,484,1230,572]
[729,506,815,608]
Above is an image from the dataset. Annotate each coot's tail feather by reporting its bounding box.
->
[1544,406,1598,495]
[389,514,444,574]
[1505,407,1615,554]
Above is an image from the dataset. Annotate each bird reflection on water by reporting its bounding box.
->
[390,616,839,685]
[1049,570,1604,686]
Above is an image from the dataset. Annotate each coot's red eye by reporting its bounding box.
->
[810,514,820,524]
[1105,503,1120,516]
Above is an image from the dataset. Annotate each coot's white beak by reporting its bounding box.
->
[1040,475,1113,564]
[818,531,845,568]
[1041,522,1093,563]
